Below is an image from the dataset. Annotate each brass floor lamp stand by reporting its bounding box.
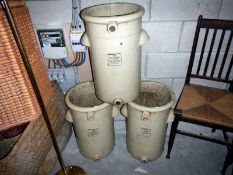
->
[0,0,88,174]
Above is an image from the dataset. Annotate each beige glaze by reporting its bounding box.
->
[65,82,119,160]
[121,81,175,162]
[81,3,149,105]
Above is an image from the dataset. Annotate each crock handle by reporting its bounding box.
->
[167,109,175,123]
[65,110,73,123]
[120,104,128,118]
[139,30,150,46]
[81,32,91,47]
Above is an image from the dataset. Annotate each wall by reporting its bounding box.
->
[26,0,233,104]
[26,0,93,82]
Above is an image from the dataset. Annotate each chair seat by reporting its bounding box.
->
[176,84,233,129]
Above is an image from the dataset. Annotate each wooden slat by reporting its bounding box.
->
[225,54,233,81]
[176,130,233,146]
[201,18,233,30]
[190,74,231,83]
[204,29,217,76]
[218,30,233,78]
[197,28,209,75]
[211,30,226,77]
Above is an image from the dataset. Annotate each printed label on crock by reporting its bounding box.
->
[88,128,99,137]
[107,53,122,66]
[140,128,151,138]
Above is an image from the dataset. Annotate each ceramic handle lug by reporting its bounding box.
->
[141,111,151,121]
[87,111,95,121]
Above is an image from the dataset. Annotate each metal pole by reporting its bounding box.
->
[0,1,67,174]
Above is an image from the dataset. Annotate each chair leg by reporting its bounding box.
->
[212,128,216,132]
[166,117,179,159]
[221,145,233,175]
[222,131,230,151]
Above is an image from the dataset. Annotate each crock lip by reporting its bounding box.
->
[65,82,110,112]
[128,81,175,112]
[80,3,145,24]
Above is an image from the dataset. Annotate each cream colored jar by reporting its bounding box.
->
[81,3,149,105]
[65,82,118,160]
[121,81,175,162]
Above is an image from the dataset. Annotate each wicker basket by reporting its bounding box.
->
[0,1,54,131]
[0,82,72,175]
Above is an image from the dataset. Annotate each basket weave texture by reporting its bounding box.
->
[0,3,53,131]
[0,82,72,175]
[177,84,233,128]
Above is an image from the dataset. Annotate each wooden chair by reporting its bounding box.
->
[166,15,233,174]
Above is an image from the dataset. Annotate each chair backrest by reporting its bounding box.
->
[185,15,233,91]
